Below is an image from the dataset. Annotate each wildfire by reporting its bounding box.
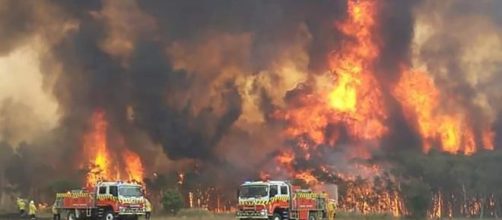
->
[84,110,114,185]
[339,178,404,216]
[276,150,295,167]
[122,148,145,183]
[294,171,319,185]
[83,110,145,186]
[280,95,330,144]
[482,129,495,150]
[327,0,387,140]
[278,0,386,147]
[393,69,494,154]
[262,0,495,217]
[269,0,397,213]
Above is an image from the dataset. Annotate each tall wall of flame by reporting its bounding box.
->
[0,0,501,198]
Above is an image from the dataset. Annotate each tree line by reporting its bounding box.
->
[374,149,502,218]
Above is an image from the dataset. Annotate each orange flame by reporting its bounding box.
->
[482,129,495,150]
[327,0,387,140]
[393,69,493,154]
[122,148,144,183]
[271,0,389,193]
[294,171,319,185]
[279,95,330,144]
[277,0,386,148]
[264,0,494,217]
[83,110,114,185]
[83,110,144,186]
[276,150,295,167]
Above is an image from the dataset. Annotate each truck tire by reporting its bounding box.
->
[102,211,114,220]
[67,211,77,220]
[308,212,318,220]
[271,213,282,220]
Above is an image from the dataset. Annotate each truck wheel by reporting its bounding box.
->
[102,211,114,220]
[67,211,77,220]
[308,212,318,220]
[272,213,282,220]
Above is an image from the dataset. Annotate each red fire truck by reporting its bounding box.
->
[54,181,146,220]
[236,180,336,220]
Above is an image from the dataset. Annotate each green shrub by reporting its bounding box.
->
[161,189,184,215]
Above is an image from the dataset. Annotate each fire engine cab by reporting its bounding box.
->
[236,180,335,220]
[54,181,145,220]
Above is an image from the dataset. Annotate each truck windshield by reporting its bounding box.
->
[119,186,142,197]
[239,185,268,198]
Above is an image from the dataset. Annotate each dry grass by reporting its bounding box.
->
[152,216,234,220]
[0,213,235,220]
[150,209,234,220]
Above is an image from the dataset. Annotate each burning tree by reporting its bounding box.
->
[0,0,501,217]
[81,110,145,186]
[260,0,498,218]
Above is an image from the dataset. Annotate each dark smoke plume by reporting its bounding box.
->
[0,0,501,210]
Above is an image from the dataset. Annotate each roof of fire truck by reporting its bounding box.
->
[96,181,142,187]
[241,180,288,186]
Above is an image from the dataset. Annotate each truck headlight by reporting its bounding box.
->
[260,209,267,216]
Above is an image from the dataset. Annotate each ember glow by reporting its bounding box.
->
[83,110,144,186]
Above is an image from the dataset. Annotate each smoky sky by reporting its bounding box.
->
[137,0,346,71]
[376,0,423,84]
[41,0,352,162]
[0,0,444,161]
[0,0,501,192]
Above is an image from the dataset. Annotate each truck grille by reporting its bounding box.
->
[236,210,266,217]
[119,207,144,215]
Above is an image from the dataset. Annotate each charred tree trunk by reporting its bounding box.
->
[462,183,467,217]
[453,190,462,217]
[495,197,499,219]
[480,195,486,219]
[0,174,3,208]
